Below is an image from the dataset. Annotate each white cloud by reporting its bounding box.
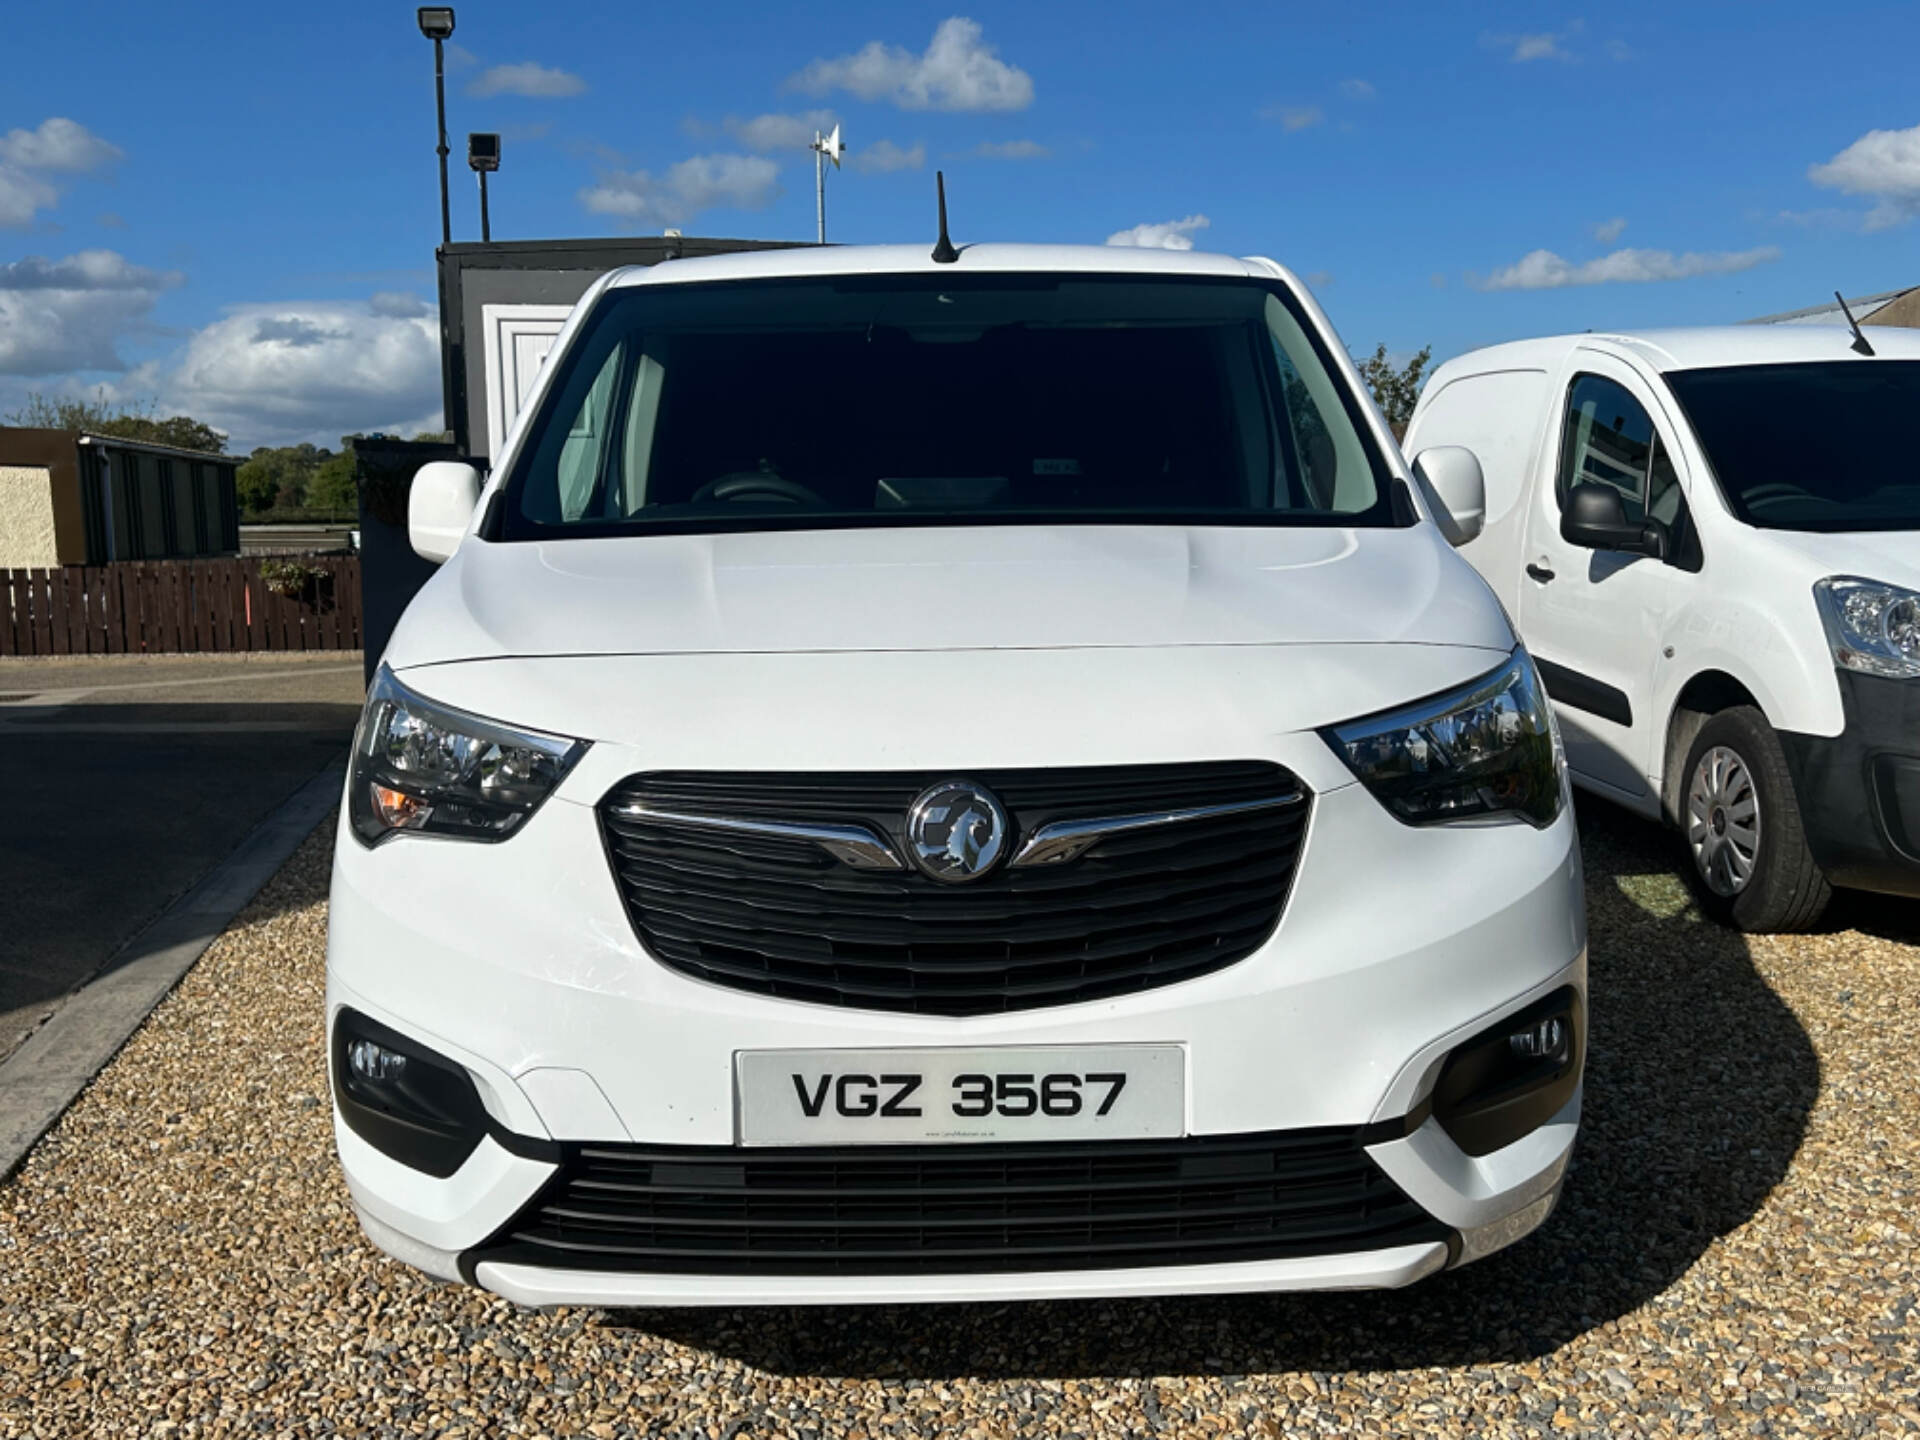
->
[1306,270,1334,288]
[1261,105,1324,132]
[1809,122,1920,230]
[141,300,443,449]
[0,118,121,228]
[974,139,1048,159]
[0,168,57,228]
[1474,244,1781,291]
[467,62,586,98]
[0,118,122,173]
[1486,30,1575,62]
[368,291,431,318]
[1339,79,1376,100]
[789,17,1033,112]
[853,140,925,174]
[725,110,838,153]
[0,250,182,375]
[580,153,780,227]
[1589,216,1628,244]
[1105,215,1211,251]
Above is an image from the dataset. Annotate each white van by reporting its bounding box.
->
[1405,325,1920,931]
[327,241,1586,1307]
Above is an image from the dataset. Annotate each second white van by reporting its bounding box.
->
[1405,324,1920,930]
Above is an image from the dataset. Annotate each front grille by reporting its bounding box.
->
[466,1130,1444,1277]
[598,763,1309,1015]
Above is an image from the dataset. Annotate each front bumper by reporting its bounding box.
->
[328,754,1585,1305]
[1783,670,1920,899]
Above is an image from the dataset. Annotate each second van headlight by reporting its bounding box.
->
[349,666,588,845]
[1815,576,1920,679]
[1325,649,1564,827]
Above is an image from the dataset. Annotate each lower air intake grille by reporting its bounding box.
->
[598,763,1309,1016]
[467,1129,1444,1277]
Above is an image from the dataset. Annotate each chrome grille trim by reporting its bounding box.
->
[607,802,906,871]
[1008,791,1307,868]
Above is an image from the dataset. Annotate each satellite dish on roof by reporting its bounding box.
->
[818,124,844,170]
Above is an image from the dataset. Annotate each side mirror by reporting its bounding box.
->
[1411,446,1486,547]
[1561,481,1667,558]
[409,461,483,563]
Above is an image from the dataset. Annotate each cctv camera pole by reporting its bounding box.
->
[467,132,499,244]
[433,38,451,246]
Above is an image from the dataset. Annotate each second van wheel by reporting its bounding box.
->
[1681,706,1831,932]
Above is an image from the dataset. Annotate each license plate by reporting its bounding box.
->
[735,1045,1185,1146]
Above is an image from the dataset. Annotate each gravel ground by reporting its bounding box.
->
[2,801,1915,1438]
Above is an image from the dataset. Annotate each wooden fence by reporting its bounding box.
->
[0,557,361,656]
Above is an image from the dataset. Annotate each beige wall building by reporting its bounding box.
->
[1750,285,1920,329]
[0,429,241,569]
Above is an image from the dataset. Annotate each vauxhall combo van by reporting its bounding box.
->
[328,242,1585,1306]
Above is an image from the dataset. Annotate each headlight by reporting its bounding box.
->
[1324,648,1564,827]
[349,666,588,846]
[1815,576,1920,679]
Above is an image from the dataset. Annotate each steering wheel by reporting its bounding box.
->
[690,470,825,506]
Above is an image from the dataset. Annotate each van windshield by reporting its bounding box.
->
[499,274,1401,540]
[1665,360,1920,532]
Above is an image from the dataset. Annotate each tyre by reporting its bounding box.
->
[1680,706,1831,932]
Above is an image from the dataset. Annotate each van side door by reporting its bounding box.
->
[1518,355,1702,811]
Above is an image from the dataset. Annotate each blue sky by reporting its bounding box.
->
[3,1,1917,449]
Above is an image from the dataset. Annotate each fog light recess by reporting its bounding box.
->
[331,1008,491,1179]
[1431,987,1584,1158]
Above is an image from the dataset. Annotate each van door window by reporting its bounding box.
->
[549,341,625,522]
[1646,435,1681,527]
[1556,373,1653,520]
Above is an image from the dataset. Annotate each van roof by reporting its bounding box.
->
[1432,324,1920,379]
[605,242,1271,288]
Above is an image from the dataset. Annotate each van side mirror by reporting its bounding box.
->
[1411,446,1486,547]
[1561,482,1667,559]
[409,461,483,563]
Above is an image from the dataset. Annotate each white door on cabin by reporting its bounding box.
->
[481,304,574,462]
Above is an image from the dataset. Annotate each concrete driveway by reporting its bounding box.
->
[0,653,362,1063]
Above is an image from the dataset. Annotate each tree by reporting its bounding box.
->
[234,440,358,516]
[235,457,280,515]
[3,390,227,453]
[1356,343,1433,437]
[308,449,359,513]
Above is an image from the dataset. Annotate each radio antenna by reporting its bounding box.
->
[1835,290,1876,356]
[931,171,958,264]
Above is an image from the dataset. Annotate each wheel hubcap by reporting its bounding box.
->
[1687,745,1760,897]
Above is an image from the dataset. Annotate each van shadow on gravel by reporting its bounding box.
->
[615,797,1820,1377]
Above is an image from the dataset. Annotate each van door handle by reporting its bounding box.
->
[1526,562,1556,583]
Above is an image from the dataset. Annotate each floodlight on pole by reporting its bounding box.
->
[468,131,499,243]
[417,8,457,247]
[810,124,843,244]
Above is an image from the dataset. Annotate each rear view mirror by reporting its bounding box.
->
[409,461,483,563]
[1411,446,1486,547]
[1561,482,1667,559]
